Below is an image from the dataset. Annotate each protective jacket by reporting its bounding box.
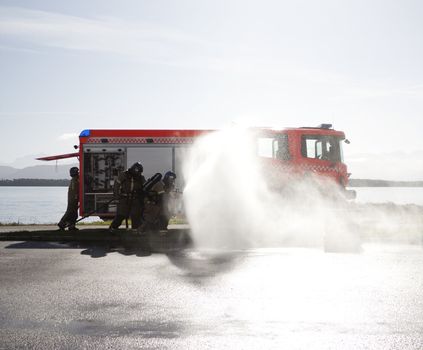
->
[68,176,79,206]
[110,171,146,229]
[141,180,175,231]
[58,176,79,229]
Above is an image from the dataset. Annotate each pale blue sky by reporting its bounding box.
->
[1,0,422,178]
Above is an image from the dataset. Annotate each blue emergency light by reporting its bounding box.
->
[79,129,91,137]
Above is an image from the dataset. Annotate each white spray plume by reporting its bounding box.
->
[182,126,360,251]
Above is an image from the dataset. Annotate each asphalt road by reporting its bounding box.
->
[1,241,423,349]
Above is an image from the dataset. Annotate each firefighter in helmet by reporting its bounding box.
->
[109,162,146,231]
[58,167,80,231]
[160,171,177,229]
[139,171,177,233]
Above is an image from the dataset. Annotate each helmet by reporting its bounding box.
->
[129,162,143,177]
[163,171,176,186]
[69,167,79,177]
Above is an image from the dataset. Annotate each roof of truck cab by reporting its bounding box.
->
[259,127,345,138]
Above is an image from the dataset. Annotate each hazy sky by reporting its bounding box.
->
[1,0,422,179]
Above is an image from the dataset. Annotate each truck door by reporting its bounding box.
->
[300,134,343,183]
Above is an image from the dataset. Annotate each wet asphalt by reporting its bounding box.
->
[1,241,423,349]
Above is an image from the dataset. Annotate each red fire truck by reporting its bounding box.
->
[38,124,354,219]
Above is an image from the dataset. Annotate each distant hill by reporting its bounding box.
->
[0,166,16,179]
[0,164,78,180]
[0,179,69,186]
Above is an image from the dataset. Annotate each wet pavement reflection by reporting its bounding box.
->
[1,241,423,349]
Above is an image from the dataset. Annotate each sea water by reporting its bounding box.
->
[352,186,423,205]
[0,186,422,224]
[0,187,98,224]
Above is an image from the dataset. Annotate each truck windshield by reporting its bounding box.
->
[301,135,342,162]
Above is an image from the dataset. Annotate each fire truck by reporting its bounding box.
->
[38,124,354,219]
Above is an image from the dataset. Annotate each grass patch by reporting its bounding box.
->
[169,216,189,225]
[77,221,111,226]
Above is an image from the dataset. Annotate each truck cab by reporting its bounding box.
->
[256,124,353,197]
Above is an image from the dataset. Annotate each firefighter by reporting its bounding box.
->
[109,162,146,231]
[159,171,177,229]
[58,167,80,231]
[139,171,177,233]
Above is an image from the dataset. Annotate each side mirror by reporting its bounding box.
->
[344,139,351,144]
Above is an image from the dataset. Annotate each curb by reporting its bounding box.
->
[0,228,192,253]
